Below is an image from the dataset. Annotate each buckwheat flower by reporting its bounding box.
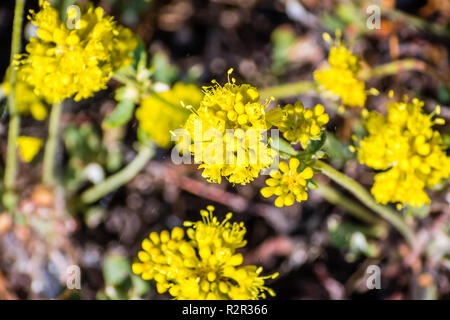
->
[261,158,314,207]
[183,69,275,185]
[136,83,203,148]
[314,32,366,108]
[267,102,329,148]
[2,68,47,120]
[17,0,137,103]
[132,206,279,300]
[357,97,449,207]
[17,136,43,162]
[370,166,431,208]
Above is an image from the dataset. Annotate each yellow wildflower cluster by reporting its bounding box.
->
[183,70,274,185]
[267,102,329,148]
[136,83,203,148]
[17,136,43,162]
[132,206,278,300]
[261,158,314,207]
[17,0,137,103]
[314,33,366,108]
[2,68,47,120]
[357,97,449,207]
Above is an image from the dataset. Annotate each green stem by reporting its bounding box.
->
[259,81,316,101]
[313,160,415,246]
[81,143,155,204]
[314,180,382,225]
[258,59,449,102]
[359,59,449,85]
[3,0,26,212]
[43,101,63,186]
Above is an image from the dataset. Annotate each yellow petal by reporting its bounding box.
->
[274,196,285,207]
[284,194,295,206]
[261,187,274,198]
[300,167,313,179]
[289,158,300,172]
[279,161,289,173]
[17,136,42,162]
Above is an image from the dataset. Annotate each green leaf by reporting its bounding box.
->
[130,275,150,297]
[151,51,179,84]
[437,86,450,104]
[271,27,296,74]
[304,131,327,155]
[323,132,353,164]
[328,218,379,259]
[319,13,345,32]
[315,150,327,159]
[307,180,318,190]
[270,135,297,157]
[103,255,131,286]
[114,85,139,103]
[404,204,430,219]
[336,2,366,30]
[132,37,148,72]
[103,99,135,128]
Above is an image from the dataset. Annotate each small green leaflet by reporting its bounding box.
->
[103,99,135,128]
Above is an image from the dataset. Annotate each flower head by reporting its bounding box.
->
[136,83,203,148]
[261,158,314,207]
[356,96,449,207]
[132,206,278,300]
[17,0,137,103]
[314,32,366,108]
[17,136,43,162]
[183,70,275,185]
[267,102,329,148]
[2,68,47,120]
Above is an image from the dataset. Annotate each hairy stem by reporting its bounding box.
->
[313,160,415,246]
[81,143,155,204]
[43,101,63,186]
[313,180,382,225]
[259,81,316,101]
[359,59,449,86]
[3,0,26,212]
[258,59,449,102]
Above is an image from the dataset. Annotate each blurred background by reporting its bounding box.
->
[0,0,449,299]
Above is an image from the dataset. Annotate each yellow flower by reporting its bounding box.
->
[132,206,278,300]
[17,136,43,162]
[314,33,366,108]
[328,45,361,73]
[136,83,203,148]
[267,102,329,148]
[17,0,137,103]
[261,158,314,207]
[183,69,275,185]
[357,97,449,207]
[2,68,47,120]
[370,166,431,207]
[314,68,366,107]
